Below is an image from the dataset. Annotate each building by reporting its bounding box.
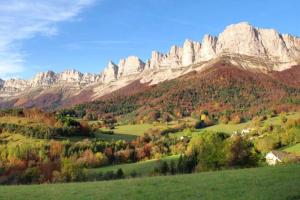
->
[265,150,290,165]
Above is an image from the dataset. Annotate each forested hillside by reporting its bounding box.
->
[77,64,300,123]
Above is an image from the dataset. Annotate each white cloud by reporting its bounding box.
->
[0,0,96,79]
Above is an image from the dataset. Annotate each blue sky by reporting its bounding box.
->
[1,0,300,79]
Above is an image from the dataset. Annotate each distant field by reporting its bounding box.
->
[87,155,179,178]
[95,132,137,142]
[99,112,300,140]
[97,123,167,141]
[112,124,154,136]
[176,112,300,137]
[0,116,43,126]
[266,112,300,125]
[284,143,300,154]
[1,164,300,200]
[2,112,299,142]
[0,132,43,145]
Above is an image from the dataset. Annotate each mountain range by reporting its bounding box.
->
[1,22,300,110]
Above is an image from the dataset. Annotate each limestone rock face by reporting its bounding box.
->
[282,34,300,54]
[144,23,300,69]
[150,45,183,68]
[59,70,98,85]
[1,22,300,102]
[258,29,288,60]
[59,69,82,83]
[117,56,145,78]
[182,39,201,66]
[31,71,57,87]
[1,78,30,93]
[199,34,217,61]
[81,73,98,85]
[149,51,164,69]
[101,61,118,83]
[166,45,183,67]
[22,69,98,89]
[216,22,266,57]
[215,22,300,64]
[0,79,4,88]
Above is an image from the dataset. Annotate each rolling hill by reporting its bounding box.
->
[0,164,299,200]
[1,22,300,112]
[77,63,300,122]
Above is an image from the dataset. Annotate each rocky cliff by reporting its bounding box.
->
[144,22,300,71]
[0,69,99,97]
[0,22,299,109]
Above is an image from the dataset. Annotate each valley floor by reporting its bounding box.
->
[0,164,300,200]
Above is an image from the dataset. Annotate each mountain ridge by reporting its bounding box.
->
[68,63,300,122]
[0,22,300,110]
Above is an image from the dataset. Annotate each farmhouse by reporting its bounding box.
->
[265,151,290,165]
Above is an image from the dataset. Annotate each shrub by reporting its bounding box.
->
[255,136,280,153]
[116,168,125,179]
[130,170,138,178]
[224,135,259,167]
[219,115,230,124]
[21,167,39,184]
[103,171,115,180]
[231,115,242,124]
[52,170,62,183]
[61,158,86,182]
[169,160,176,175]
[155,161,169,175]
[281,115,288,124]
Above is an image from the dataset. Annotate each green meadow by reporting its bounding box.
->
[87,155,180,178]
[0,164,299,200]
[284,143,300,154]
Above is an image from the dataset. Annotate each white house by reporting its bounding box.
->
[265,151,290,165]
[241,128,251,134]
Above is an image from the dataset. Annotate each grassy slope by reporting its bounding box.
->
[112,124,154,136]
[98,112,300,141]
[0,116,45,126]
[87,155,179,177]
[1,165,300,200]
[97,123,166,141]
[95,132,137,142]
[284,143,300,154]
[2,112,299,142]
[0,132,43,146]
[266,112,300,125]
[177,112,300,137]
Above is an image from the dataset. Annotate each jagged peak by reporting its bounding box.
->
[36,70,56,76]
[2,22,300,95]
[202,34,217,41]
[183,39,193,45]
[151,51,164,57]
[60,69,83,75]
[224,22,253,30]
[126,55,144,63]
[107,60,117,67]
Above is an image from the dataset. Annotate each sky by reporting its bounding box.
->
[0,0,300,80]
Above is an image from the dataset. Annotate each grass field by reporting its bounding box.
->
[284,143,300,154]
[98,123,167,141]
[0,116,43,126]
[2,112,299,143]
[97,112,300,141]
[1,164,300,200]
[0,132,43,145]
[112,124,154,136]
[87,155,179,178]
[71,112,300,142]
[176,112,300,137]
[95,132,137,142]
